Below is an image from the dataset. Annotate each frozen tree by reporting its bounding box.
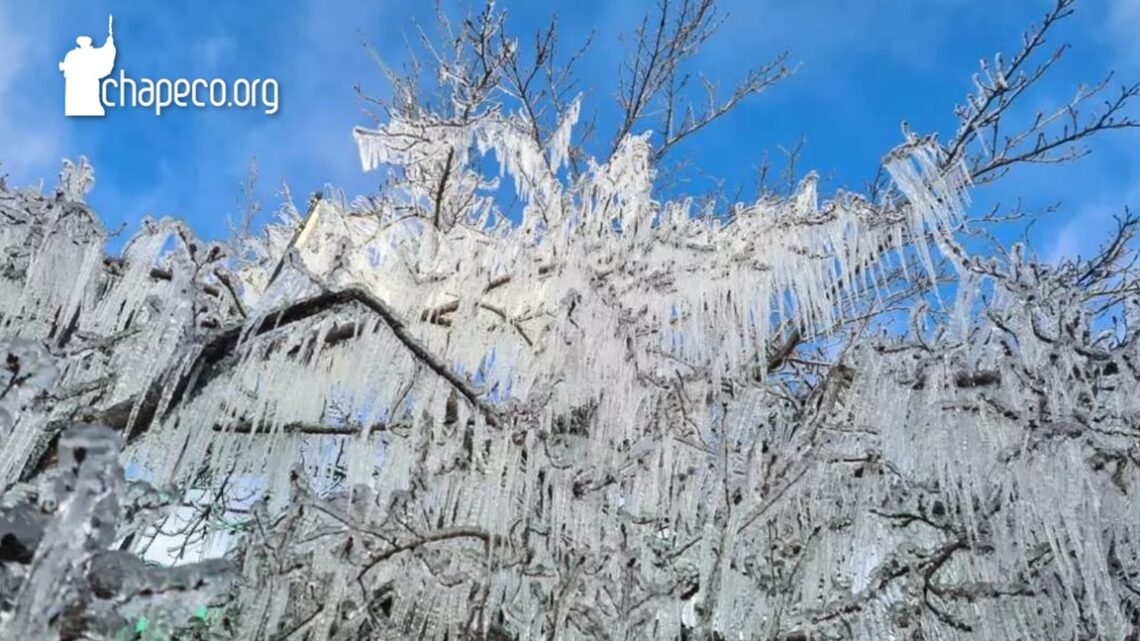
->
[2,0,1140,639]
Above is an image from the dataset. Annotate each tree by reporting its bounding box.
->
[2,0,1140,639]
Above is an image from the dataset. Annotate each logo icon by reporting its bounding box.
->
[57,15,279,117]
[60,15,116,117]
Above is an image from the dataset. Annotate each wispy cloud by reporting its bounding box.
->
[191,35,238,75]
[1107,0,1140,67]
[1047,183,1139,264]
[0,4,66,184]
[1029,0,1140,262]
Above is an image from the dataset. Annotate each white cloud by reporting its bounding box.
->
[192,35,239,75]
[0,5,66,185]
[1037,0,1140,263]
[1045,178,1140,264]
[1107,0,1140,66]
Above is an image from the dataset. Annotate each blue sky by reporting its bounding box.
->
[1,0,1138,261]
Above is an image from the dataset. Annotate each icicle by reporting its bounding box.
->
[548,95,581,173]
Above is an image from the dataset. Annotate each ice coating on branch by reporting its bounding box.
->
[106,118,989,639]
[0,201,104,338]
[57,156,96,203]
[3,424,232,639]
[1,105,1137,639]
[0,339,59,483]
[884,137,972,284]
[884,138,971,228]
[0,166,227,490]
[548,95,581,174]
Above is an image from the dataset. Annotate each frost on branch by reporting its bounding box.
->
[5,131,1139,640]
[57,156,95,203]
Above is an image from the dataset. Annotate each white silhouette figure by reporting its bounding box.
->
[60,15,116,117]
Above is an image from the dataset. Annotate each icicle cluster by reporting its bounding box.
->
[0,169,242,484]
[0,99,1136,640]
